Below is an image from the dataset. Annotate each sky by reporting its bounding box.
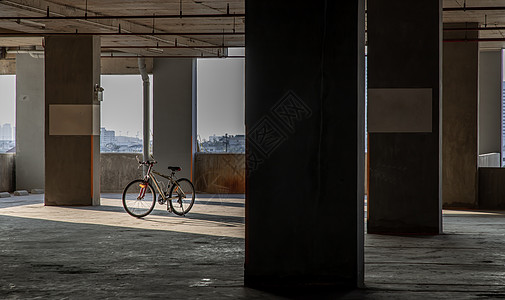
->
[197,54,245,140]
[0,52,245,140]
[101,74,153,137]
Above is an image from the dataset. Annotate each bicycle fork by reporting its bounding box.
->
[138,182,147,200]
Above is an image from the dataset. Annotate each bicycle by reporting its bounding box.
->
[122,158,195,218]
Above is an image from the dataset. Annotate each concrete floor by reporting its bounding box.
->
[1,194,505,299]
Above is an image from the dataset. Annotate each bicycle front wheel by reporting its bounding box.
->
[169,178,195,216]
[122,179,156,218]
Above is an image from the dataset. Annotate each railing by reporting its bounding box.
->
[479,152,501,168]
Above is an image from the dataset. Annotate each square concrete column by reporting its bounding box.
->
[44,35,101,206]
[245,1,365,288]
[479,51,503,157]
[367,0,442,234]
[153,59,196,180]
[442,23,479,208]
[16,54,45,191]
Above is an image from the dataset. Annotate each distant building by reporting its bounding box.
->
[100,127,115,145]
[100,127,142,153]
[1,123,12,141]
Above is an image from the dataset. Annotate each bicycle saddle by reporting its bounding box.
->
[168,166,181,172]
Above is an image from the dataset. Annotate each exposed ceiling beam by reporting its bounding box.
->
[444,26,505,31]
[444,38,505,42]
[100,45,244,49]
[100,55,245,59]
[0,32,245,37]
[0,14,245,21]
[0,0,222,55]
[444,6,505,12]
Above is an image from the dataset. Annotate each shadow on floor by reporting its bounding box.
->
[0,214,250,299]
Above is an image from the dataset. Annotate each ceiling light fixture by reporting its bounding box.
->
[16,19,45,29]
[147,48,163,54]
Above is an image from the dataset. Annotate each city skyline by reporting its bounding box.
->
[0,53,246,140]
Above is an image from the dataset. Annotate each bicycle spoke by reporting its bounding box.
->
[169,178,195,216]
[122,180,156,218]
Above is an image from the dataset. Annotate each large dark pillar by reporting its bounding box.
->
[44,35,101,206]
[442,24,479,208]
[367,0,442,234]
[245,1,365,288]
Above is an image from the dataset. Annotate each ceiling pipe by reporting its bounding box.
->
[102,45,244,49]
[0,13,245,21]
[6,49,43,58]
[138,57,150,173]
[444,38,505,42]
[6,50,244,58]
[0,0,218,55]
[443,26,505,31]
[102,55,245,58]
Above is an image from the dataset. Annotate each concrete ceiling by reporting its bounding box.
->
[0,0,245,58]
[0,0,504,59]
[444,0,505,50]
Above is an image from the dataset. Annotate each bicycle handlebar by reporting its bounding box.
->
[135,155,157,166]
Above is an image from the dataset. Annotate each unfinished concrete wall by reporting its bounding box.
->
[0,154,15,192]
[194,153,245,194]
[100,153,142,193]
[479,168,505,209]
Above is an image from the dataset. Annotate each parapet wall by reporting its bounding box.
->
[100,153,143,193]
[0,154,15,192]
[101,153,247,194]
[194,153,245,194]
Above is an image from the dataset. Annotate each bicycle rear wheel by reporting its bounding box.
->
[169,178,195,216]
[122,179,156,218]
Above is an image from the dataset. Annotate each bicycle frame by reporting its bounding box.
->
[123,158,195,218]
[141,163,185,202]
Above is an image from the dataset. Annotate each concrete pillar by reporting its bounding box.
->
[245,1,365,288]
[479,51,502,156]
[44,35,101,206]
[442,24,479,208]
[16,54,45,191]
[152,59,196,180]
[367,0,442,234]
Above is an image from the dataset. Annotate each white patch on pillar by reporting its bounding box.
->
[368,88,433,133]
[49,104,100,135]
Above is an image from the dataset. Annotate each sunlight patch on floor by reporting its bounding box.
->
[0,196,245,239]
